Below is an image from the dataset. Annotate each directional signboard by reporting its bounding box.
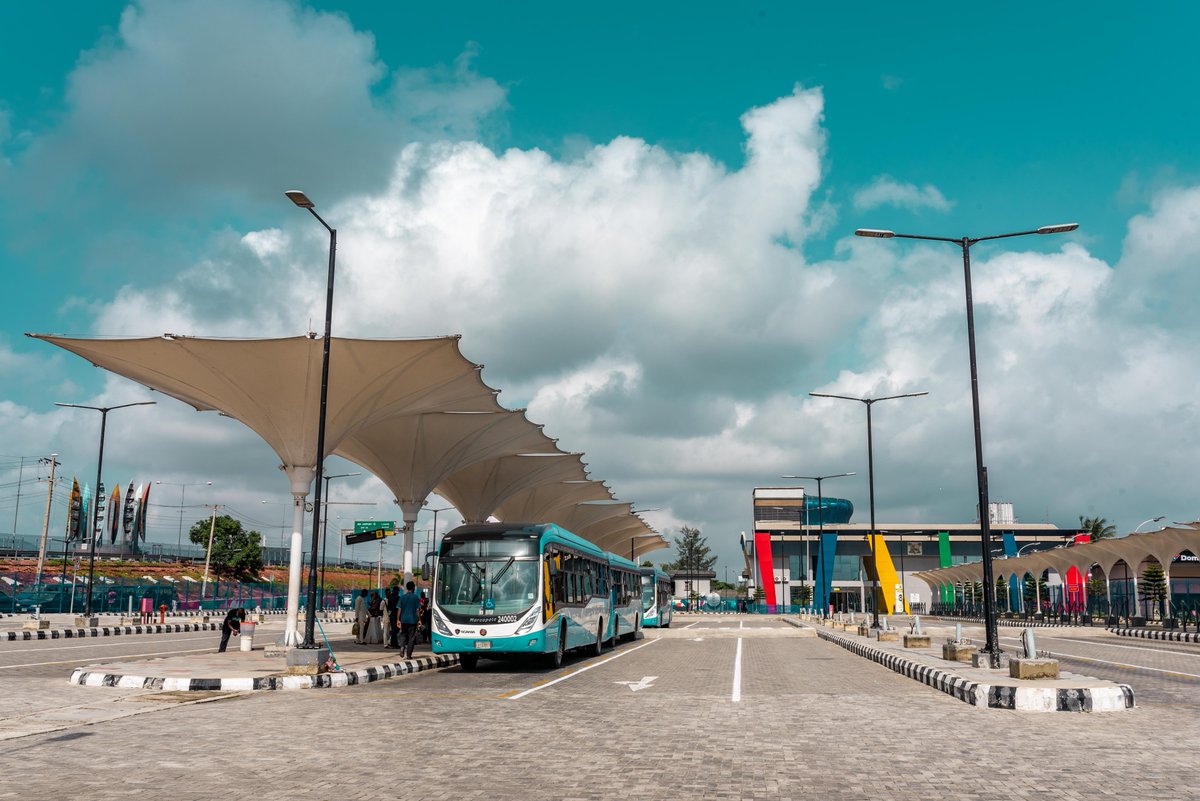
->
[346,520,397,545]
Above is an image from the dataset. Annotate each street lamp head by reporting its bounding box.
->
[1036,223,1078,235]
[285,189,315,208]
[855,228,895,238]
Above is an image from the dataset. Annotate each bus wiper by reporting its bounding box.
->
[490,557,515,585]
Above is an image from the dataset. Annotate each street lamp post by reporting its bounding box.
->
[424,506,452,577]
[1133,516,1166,533]
[319,472,361,609]
[55,400,156,617]
[286,188,338,651]
[809,392,926,627]
[156,480,213,559]
[856,222,1077,662]
[781,473,856,613]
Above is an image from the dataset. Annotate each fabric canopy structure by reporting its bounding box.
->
[31,332,667,638]
[434,452,591,525]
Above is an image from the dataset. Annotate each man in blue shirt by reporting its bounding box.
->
[397,580,421,659]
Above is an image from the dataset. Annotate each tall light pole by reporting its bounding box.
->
[781,473,855,612]
[286,188,337,651]
[156,480,212,558]
[55,400,156,617]
[856,222,1077,662]
[1133,516,1165,533]
[809,391,926,627]
[424,505,453,574]
[319,472,360,606]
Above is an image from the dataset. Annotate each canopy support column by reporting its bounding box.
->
[280,466,313,647]
[398,500,423,584]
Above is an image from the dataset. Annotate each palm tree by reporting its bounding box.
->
[1079,516,1117,541]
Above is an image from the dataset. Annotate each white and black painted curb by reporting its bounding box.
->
[930,615,1093,629]
[1107,627,1200,643]
[811,626,1133,712]
[4,623,219,642]
[70,653,460,692]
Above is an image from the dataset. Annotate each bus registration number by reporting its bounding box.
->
[475,641,492,649]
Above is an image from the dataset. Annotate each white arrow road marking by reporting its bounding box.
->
[614,675,657,692]
[691,637,705,642]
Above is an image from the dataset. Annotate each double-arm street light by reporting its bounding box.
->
[781,473,856,612]
[855,222,1077,663]
[156,480,213,557]
[319,472,361,604]
[1133,516,1165,533]
[424,506,454,572]
[55,400,156,616]
[286,188,337,650]
[809,391,927,627]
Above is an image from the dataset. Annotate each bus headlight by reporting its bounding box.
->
[432,609,452,636]
[515,609,540,634]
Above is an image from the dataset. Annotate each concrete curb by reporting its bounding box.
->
[1107,626,1200,643]
[69,653,460,692]
[4,623,219,641]
[808,624,1133,712]
[931,616,1091,629]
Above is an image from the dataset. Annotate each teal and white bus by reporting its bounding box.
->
[431,522,642,670]
[640,567,673,627]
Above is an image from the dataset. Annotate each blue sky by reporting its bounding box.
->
[2,1,1199,576]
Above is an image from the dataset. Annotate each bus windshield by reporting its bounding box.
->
[641,574,655,610]
[436,558,540,616]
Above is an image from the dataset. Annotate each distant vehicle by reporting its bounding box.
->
[431,522,643,670]
[640,567,673,627]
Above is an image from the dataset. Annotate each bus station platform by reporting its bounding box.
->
[68,631,459,692]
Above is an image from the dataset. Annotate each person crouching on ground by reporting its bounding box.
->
[218,607,246,653]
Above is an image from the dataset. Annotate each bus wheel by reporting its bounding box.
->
[544,621,566,669]
[460,654,479,671]
[662,614,671,629]
[608,617,618,648]
[592,620,603,656]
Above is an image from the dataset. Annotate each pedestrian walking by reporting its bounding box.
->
[353,588,369,644]
[385,585,400,648]
[418,590,431,644]
[218,607,246,653]
[398,581,420,659]
[140,595,154,625]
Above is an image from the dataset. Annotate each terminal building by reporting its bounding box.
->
[743,487,1063,614]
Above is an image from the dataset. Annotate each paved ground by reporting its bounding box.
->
[1,615,1197,800]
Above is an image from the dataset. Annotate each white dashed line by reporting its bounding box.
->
[732,638,743,703]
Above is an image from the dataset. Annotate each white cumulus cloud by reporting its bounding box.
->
[853,175,953,212]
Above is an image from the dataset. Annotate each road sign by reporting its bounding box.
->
[354,520,396,535]
[346,521,397,546]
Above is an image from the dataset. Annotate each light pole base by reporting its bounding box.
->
[971,650,1011,669]
[285,645,330,676]
[74,616,99,628]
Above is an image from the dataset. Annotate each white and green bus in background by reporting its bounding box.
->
[431,522,643,670]
[640,567,673,627]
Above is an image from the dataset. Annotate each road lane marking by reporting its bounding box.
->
[1037,635,1200,658]
[1,636,215,654]
[0,647,216,670]
[739,620,744,630]
[682,621,699,630]
[731,638,743,703]
[614,676,657,692]
[506,638,660,700]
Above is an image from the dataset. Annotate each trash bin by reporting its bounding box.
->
[239,620,256,652]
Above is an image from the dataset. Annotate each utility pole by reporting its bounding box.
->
[35,455,59,586]
[12,456,25,542]
[201,504,222,600]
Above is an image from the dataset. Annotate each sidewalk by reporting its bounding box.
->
[787,616,1134,712]
[69,632,459,691]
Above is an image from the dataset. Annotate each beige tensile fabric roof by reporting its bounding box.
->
[28,334,502,474]
[31,332,662,555]
[435,452,591,524]
[496,480,616,522]
[334,409,557,517]
[914,523,1200,591]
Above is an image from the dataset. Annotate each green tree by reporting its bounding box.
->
[188,514,263,581]
[1141,562,1169,619]
[663,526,717,574]
[1022,573,1048,611]
[995,578,1008,607]
[1079,516,1117,541]
[1087,576,1107,614]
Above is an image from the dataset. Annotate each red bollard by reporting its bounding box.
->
[158,604,167,624]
